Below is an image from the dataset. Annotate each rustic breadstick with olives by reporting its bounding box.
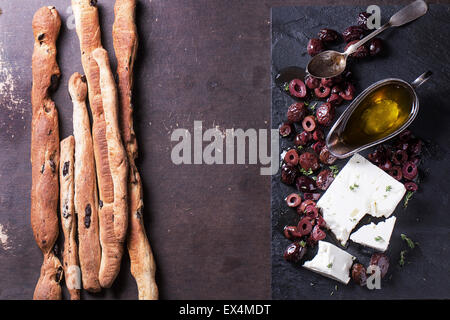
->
[69,72,102,292]
[72,0,128,288]
[31,6,63,300]
[59,136,80,300]
[92,47,129,287]
[113,0,158,300]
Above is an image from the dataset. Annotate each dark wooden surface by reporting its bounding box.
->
[0,0,448,300]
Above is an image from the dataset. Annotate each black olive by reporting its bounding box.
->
[38,33,45,41]
[49,159,56,173]
[85,204,92,216]
[63,161,70,177]
[84,215,91,228]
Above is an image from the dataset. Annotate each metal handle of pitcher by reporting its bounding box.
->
[411,71,432,89]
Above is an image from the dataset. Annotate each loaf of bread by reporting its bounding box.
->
[92,47,129,287]
[59,136,81,300]
[69,72,102,292]
[72,0,128,288]
[113,0,158,300]
[31,6,63,300]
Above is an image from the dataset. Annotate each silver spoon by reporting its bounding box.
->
[306,0,428,79]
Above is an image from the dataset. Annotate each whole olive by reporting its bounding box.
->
[352,263,368,286]
[342,26,365,43]
[281,163,298,185]
[369,38,383,56]
[316,102,335,127]
[287,102,307,123]
[357,12,372,30]
[318,28,340,43]
[299,152,320,171]
[344,40,369,58]
[370,253,389,278]
[307,38,325,56]
[294,131,311,146]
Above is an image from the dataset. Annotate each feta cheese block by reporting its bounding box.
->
[350,216,397,252]
[303,241,355,284]
[317,153,406,246]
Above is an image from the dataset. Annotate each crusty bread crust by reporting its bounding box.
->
[69,72,102,292]
[59,136,81,300]
[113,0,158,300]
[72,0,128,288]
[31,6,63,300]
[92,48,129,288]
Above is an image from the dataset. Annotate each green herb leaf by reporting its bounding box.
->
[299,240,307,247]
[327,263,333,268]
[349,183,359,191]
[399,250,407,267]
[386,185,392,192]
[404,191,414,208]
[374,236,384,242]
[283,82,289,91]
[300,167,313,176]
[329,165,339,177]
[309,102,318,111]
[401,233,415,249]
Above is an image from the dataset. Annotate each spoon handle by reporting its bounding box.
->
[344,23,390,56]
[345,0,428,57]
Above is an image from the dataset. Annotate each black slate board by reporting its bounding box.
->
[271,4,450,299]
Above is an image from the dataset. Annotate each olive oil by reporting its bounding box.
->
[342,84,413,147]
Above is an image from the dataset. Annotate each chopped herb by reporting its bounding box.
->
[404,191,414,208]
[329,165,339,177]
[401,234,415,249]
[374,236,384,242]
[311,176,317,181]
[349,183,359,191]
[283,82,289,91]
[297,145,304,150]
[309,102,318,111]
[399,250,407,267]
[327,262,333,268]
[299,240,307,247]
[386,185,392,192]
[300,167,313,176]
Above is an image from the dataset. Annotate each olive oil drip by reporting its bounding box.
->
[342,84,413,147]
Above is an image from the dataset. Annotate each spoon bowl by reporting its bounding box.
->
[306,0,428,79]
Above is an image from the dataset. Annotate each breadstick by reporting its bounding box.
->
[113,0,158,300]
[31,6,63,300]
[92,47,129,287]
[59,136,80,300]
[72,0,128,288]
[69,72,102,292]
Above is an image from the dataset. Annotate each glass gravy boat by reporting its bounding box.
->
[326,71,432,159]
